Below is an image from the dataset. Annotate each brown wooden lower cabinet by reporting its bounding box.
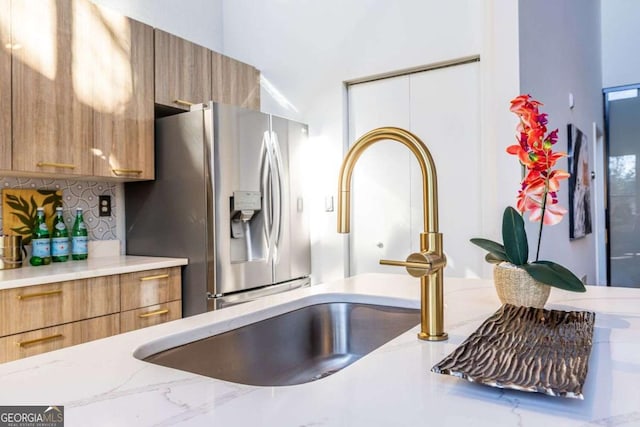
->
[120,300,182,333]
[120,267,181,312]
[0,266,183,364]
[0,276,120,337]
[0,314,120,363]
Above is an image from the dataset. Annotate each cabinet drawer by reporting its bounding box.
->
[120,300,181,333]
[120,267,181,311]
[0,276,120,337]
[0,314,120,363]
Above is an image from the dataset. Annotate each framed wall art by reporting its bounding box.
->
[567,124,592,239]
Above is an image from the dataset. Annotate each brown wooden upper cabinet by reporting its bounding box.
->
[12,0,93,176]
[0,0,11,171]
[154,29,212,110]
[92,6,155,180]
[212,52,261,111]
[11,0,154,180]
[5,1,261,181]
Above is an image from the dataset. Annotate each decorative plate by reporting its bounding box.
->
[432,304,595,399]
[2,189,62,245]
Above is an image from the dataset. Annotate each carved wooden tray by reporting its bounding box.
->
[432,304,595,399]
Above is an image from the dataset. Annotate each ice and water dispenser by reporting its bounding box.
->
[230,191,264,263]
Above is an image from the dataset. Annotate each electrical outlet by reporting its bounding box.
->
[99,195,111,217]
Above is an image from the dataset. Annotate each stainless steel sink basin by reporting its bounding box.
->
[143,302,420,386]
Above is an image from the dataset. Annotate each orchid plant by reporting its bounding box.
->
[471,95,586,293]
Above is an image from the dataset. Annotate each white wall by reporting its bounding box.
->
[602,0,640,88]
[222,0,522,283]
[88,0,525,284]
[518,0,603,284]
[479,1,524,278]
[89,0,224,52]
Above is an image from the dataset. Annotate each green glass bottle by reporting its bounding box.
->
[30,207,51,266]
[51,206,69,262]
[71,207,88,261]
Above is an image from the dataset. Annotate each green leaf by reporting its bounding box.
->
[10,195,29,211]
[6,201,24,211]
[10,226,30,234]
[29,195,37,214]
[521,261,586,292]
[40,190,62,208]
[41,195,57,206]
[502,207,528,266]
[485,253,506,264]
[470,238,509,261]
[11,212,32,227]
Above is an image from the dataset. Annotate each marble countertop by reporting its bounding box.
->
[0,256,189,290]
[0,273,638,426]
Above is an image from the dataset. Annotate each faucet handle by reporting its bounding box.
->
[380,252,445,278]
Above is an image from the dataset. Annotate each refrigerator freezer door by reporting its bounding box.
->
[214,104,274,295]
[126,109,214,317]
[271,116,312,283]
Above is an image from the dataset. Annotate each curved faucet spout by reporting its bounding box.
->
[337,127,439,234]
[336,126,448,341]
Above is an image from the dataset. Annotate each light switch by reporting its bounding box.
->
[325,196,334,212]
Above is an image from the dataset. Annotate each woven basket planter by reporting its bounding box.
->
[493,262,550,308]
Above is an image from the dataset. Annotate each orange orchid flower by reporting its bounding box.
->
[523,169,570,194]
[506,94,571,259]
[526,193,568,226]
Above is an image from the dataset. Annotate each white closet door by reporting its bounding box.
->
[409,62,481,277]
[347,61,481,278]
[347,76,411,275]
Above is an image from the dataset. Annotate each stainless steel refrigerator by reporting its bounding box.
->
[125,102,311,316]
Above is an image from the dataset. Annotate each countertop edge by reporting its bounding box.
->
[0,256,189,290]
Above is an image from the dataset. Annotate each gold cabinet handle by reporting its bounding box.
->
[36,161,76,169]
[139,274,169,282]
[17,289,63,300]
[112,168,143,176]
[138,309,169,318]
[17,334,64,347]
[173,99,194,107]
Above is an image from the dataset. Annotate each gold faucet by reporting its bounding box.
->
[337,127,448,341]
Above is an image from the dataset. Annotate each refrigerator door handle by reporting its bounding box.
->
[271,131,285,262]
[260,132,275,264]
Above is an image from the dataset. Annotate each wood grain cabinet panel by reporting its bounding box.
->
[0,266,182,363]
[92,10,154,180]
[0,0,11,171]
[120,267,181,312]
[0,275,120,337]
[11,0,93,175]
[120,300,181,333]
[154,29,211,110]
[0,314,119,363]
[212,52,261,110]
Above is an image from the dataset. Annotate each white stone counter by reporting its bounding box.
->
[0,256,188,290]
[0,273,637,426]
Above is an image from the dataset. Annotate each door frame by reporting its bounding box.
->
[603,83,640,286]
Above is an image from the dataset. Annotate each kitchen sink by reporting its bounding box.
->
[141,302,420,386]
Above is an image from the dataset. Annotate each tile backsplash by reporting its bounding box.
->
[0,177,120,241]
